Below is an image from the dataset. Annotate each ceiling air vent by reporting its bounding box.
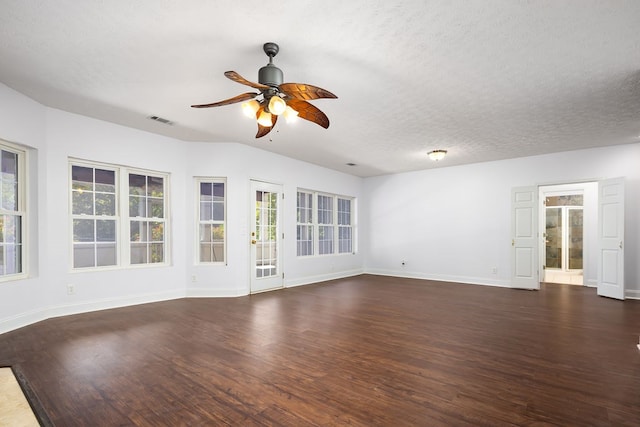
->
[147,115,174,125]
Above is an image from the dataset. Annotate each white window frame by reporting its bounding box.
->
[296,189,355,257]
[0,140,27,282]
[296,190,314,257]
[337,197,353,254]
[69,158,170,271]
[195,177,227,265]
[127,170,168,266]
[70,161,119,269]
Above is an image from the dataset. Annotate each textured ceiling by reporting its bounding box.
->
[1,1,639,177]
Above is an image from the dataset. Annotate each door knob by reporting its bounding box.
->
[251,240,257,245]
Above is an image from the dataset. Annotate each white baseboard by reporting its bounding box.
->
[185,287,245,298]
[625,289,640,300]
[285,269,363,289]
[364,269,512,288]
[0,288,185,335]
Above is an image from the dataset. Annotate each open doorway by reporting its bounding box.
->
[539,183,598,286]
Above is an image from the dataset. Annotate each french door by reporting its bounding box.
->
[250,180,283,293]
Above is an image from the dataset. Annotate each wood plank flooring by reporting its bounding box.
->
[0,275,639,426]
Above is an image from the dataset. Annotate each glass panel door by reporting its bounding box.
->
[250,181,283,293]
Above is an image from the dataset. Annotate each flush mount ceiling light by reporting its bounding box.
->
[191,42,337,138]
[427,150,447,161]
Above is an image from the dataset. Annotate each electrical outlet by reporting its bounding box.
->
[67,284,75,295]
[491,267,498,274]
[191,275,197,283]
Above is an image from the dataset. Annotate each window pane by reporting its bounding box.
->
[318,195,333,225]
[1,215,17,243]
[95,169,115,193]
[1,150,17,176]
[130,221,145,242]
[339,226,352,253]
[1,181,17,211]
[200,224,212,242]
[96,220,116,242]
[150,221,164,242]
[338,198,351,225]
[297,224,313,256]
[73,219,95,242]
[129,195,146,217]
[150,243,164,263]
[95,193,116,216]
[200,201,212,221]
[319,225,334,255]
[212,183,224,199]
[212,202,224,221]
[148,198,164,218]
[199,243,212,263]
[568,209,583,270]
[73,243,95,268]
[211,243,224,262]
[129,174,146,195]
[96,243,116,266]
[73,191,94,215]
[147,176,164,197]
[200,182,212,199]
[545,208,562,269]
[72,166,93,191]
[130,243,147,264]
[1,243,22,275]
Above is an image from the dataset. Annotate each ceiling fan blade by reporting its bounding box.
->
[225,71,270,90]
[191,92,258,108]
[255,105,278,138]
[279,83,337,100]
[286,99,330,129]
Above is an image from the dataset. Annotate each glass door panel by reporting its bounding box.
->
[568,208,583,270]
[545,207,562,269]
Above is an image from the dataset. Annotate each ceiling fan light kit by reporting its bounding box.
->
[191,42,337,138]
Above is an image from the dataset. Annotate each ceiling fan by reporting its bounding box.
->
[191,42,337,138]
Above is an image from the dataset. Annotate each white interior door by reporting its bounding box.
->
[250,180,284,294]
[597,178,625,300]
[511,186,539,289]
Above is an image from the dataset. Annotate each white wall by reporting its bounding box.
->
[363,143,640,298]
[0,84,46,331]
[1,79,638,335]
[184,143,364,297]
[0,82,364,333]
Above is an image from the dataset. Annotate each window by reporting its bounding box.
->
[71,165,117,268]
[69,159,169,269]
[296,191,313,256]
[296,190,355,256]
[337,197,352,254]
[0,143,26,279]
[129,173,166,264]
[318,194,334,255]
[197,179,225,263]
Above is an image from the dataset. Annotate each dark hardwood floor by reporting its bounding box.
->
[1,275,639,426]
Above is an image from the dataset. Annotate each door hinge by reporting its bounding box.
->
[282,232,285,239]
[282,272,285,279]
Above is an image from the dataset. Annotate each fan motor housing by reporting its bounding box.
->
[259,63,283,87]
